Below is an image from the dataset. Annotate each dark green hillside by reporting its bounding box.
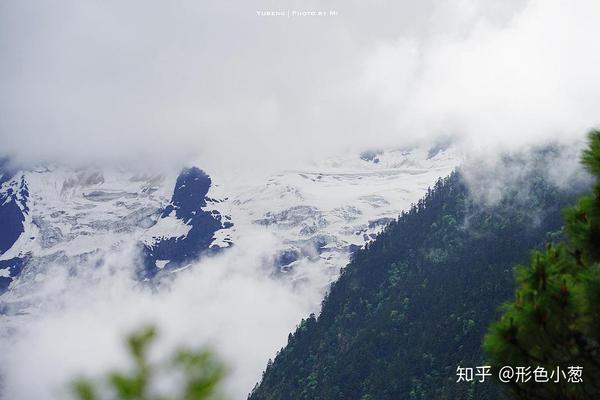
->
[249,157,585,400]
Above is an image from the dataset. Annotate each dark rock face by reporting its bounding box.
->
[141,167,229,278]
[0,161,29,294]
[0,162,28,255]
[0,161,29,292]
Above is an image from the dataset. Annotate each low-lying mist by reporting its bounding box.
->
[0,229,332,399]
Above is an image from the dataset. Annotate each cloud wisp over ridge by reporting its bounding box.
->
[1,0,598,174]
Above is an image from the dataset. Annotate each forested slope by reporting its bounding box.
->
[250,158,585,400]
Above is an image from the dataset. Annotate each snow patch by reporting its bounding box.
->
[141,211,192,246]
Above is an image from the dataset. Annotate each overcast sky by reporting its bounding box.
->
[2,0,599,174]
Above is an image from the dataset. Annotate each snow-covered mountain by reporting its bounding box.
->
[209,146,459,283]
[0,146,459,307]
[0,164,231,300]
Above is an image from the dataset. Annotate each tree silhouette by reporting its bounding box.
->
[484,130,600,399]
[72,325,226,400]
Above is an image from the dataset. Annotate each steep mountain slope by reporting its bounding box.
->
[249,158,586,400]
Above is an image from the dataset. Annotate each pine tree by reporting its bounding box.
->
[484,130,600,399]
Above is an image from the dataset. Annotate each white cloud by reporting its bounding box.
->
[0,230,332,399]
[5,0,596,176]
[360,0,600,155]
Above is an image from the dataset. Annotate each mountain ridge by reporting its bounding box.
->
[249,155,586,400]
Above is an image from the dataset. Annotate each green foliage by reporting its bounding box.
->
[72,326,226,400]
[484,131,600,400]
[249,147,582,400]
